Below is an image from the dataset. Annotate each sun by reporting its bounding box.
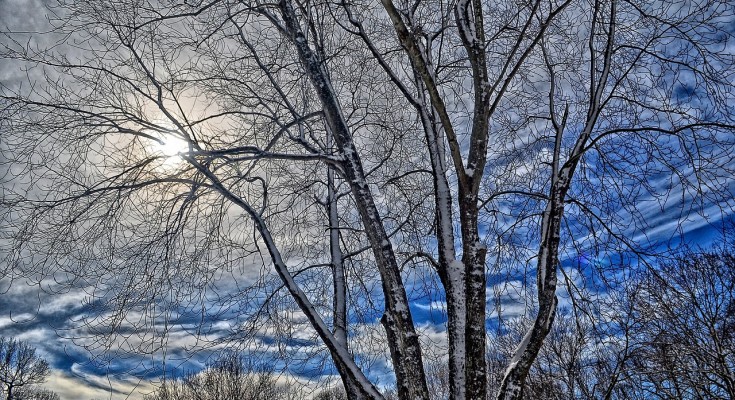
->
[144,129,190,168]
[139,114,194,169]
[155,134,189,157]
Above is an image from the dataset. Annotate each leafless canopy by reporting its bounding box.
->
[1,0,734,399]
[0,337,51,400]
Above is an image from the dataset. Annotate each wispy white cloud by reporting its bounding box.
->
[45,369,154,400]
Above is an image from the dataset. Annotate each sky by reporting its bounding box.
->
[1,0,734,399]
[0,1,163,397]
[0,220,730,400]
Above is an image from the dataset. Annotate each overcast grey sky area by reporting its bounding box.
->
[1,0,734,399]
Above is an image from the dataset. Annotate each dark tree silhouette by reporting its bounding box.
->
[0,338,51,400]
[145,352,306,400]
[627,249,735,399]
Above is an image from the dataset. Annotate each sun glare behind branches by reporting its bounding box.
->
[144,121,191,168]
[155,134,189,157]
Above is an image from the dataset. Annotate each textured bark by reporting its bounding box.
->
[459,195,488,400]
[278,1,429,398]
[377,1,493,397]
[443,274,467,400]
[455,0,491,396]
[496,2,611,395]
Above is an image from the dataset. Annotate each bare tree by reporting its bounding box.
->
[626,248,735,399]
[144,352,305,400]
[313,385,348,400]
[2,0,734,399]
[0,338,51,400]
[12,387,60,400]
[483,247,735,400]
[488,302,638,400]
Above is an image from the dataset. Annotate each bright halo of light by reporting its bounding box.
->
[141,115,191,168]
[145,131,190,169]
[155,134,189,157]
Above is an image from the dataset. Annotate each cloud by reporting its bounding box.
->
[44,369,155,400]
[0,313,35,329]
[413,301,447,313]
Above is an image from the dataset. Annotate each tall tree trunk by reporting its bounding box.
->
[461,205,488,400]
[326,131,366,399]
[278,1,430,398]
[417,95,466,400]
